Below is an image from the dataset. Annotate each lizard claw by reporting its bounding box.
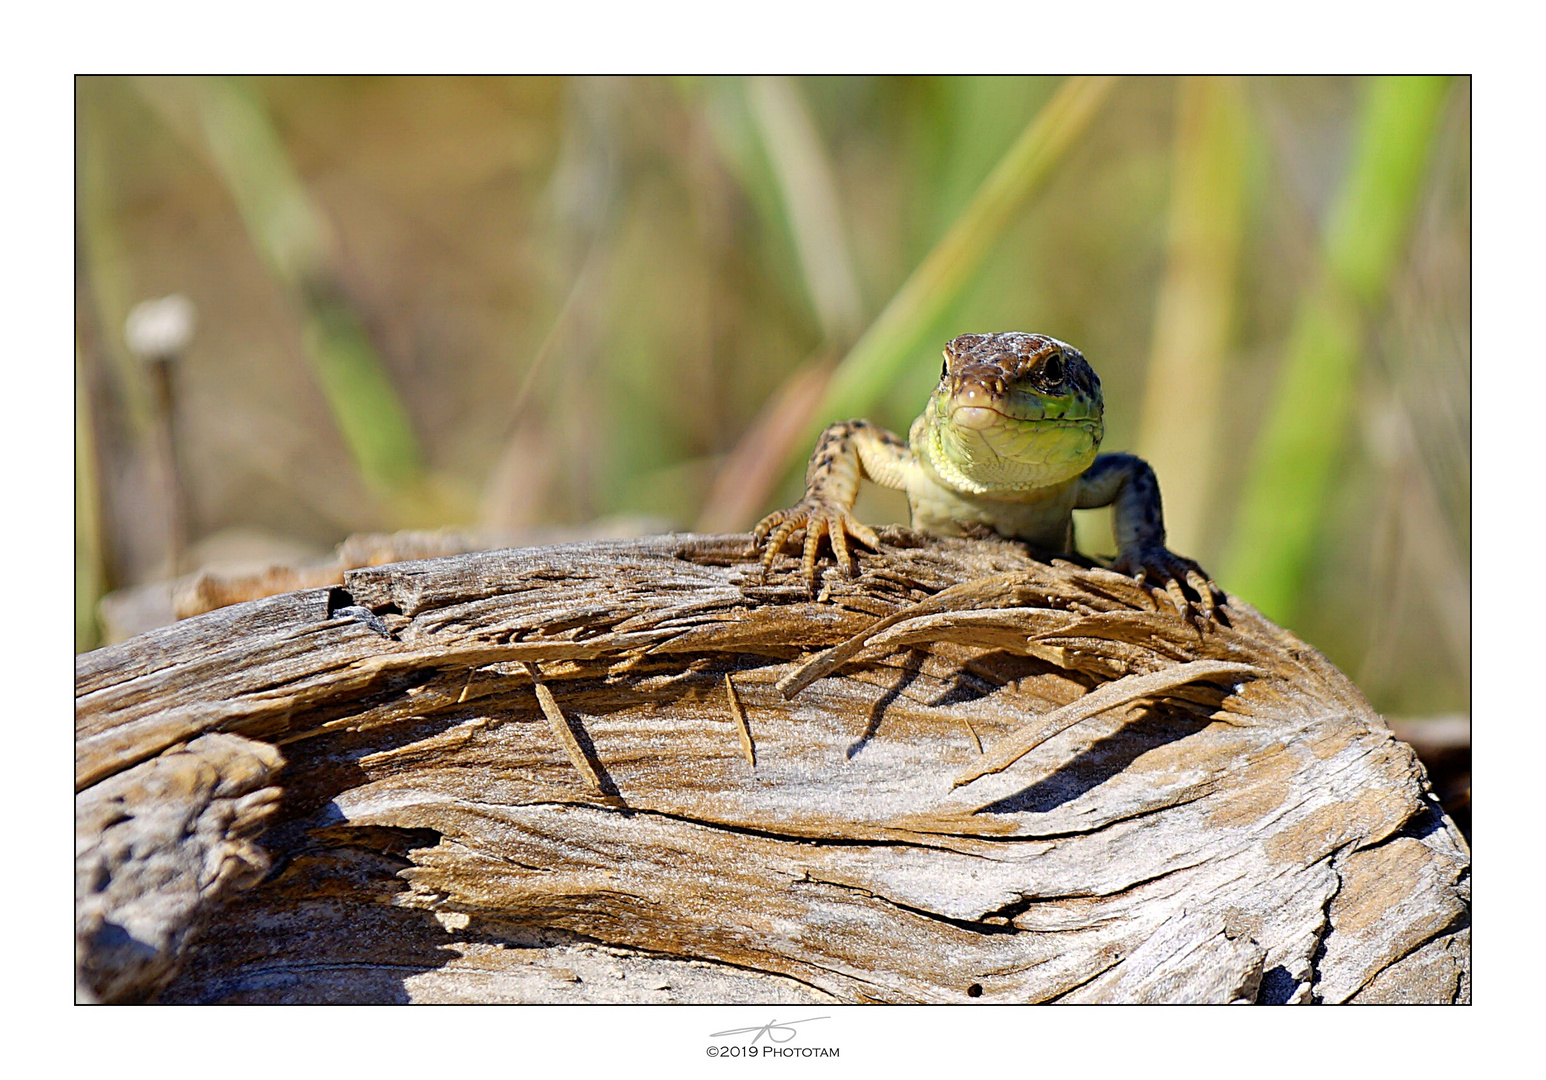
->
[1111,546,1225,622]
[752,499,881,590]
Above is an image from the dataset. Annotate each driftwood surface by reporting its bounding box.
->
[75,531,1470,1003]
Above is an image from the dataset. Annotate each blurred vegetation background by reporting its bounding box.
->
[75,75,1469,723]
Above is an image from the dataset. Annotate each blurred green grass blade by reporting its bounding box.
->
[811,75,1118,440]
[76,344,104,652]
[688,78,820,339]
[135,76,425,499]
[191,76,330,282]
[1135,77,1250,559]
[77,79,152,435]
[747,76,864,344]
[920,77,1054,244]
[303,286,425,491]
[1324,77,1454,303]
[1221,76,1450,622]
[193,76,426,497]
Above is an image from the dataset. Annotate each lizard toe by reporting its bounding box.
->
[827,516,857,578]
[847,518,881,553]
[1114,547,1225,624]
[753,498,881,589]
[760,518,802,578]
[1163,574,1191,619]
[1184,565,1218,620]
[801,516,831,589]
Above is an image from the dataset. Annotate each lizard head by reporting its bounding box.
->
[923,332,1105,491]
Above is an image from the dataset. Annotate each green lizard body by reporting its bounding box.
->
[753,331,1220,616]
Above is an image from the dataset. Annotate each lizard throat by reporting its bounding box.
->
[925,408,1102,494]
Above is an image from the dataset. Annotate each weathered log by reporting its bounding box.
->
[74,531,1470,1003]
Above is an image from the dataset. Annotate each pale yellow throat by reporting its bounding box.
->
[923,397,1101,495]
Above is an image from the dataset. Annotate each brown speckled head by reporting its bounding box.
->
[924,332,1105,491]
[939,332,1102,408]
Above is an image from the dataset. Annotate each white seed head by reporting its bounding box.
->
[125,294,197,359]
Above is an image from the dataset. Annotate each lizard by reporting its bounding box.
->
[751,331,1222,618]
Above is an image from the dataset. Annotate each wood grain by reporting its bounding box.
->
[74,531,1470,1003]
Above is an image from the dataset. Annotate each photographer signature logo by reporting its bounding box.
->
[709,1016,831,1045]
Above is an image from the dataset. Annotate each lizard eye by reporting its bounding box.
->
[1042,354,1065,383]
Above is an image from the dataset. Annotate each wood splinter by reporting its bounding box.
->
[522,661,607,795]
[723,674,756,767]
[952,659,1262,791]
[958,715,983,755]
[773,571,1036,699]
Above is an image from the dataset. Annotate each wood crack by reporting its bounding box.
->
[75,535,1469,1003]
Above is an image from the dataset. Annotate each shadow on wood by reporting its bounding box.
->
[75,531,1470,1003]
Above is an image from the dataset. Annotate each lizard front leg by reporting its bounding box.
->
[1074,452,1223,618]
[752,419,913,587]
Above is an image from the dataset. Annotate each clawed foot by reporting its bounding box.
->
[1111,545,1225,621]
[751,499,880,589]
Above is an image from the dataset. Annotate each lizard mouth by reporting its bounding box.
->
[947,383,1020,429]
[947,402,1090,430]
[947,380,1093,428]
[949,405,1003,430]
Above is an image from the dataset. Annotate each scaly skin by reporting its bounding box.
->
[752,331,1222,617]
